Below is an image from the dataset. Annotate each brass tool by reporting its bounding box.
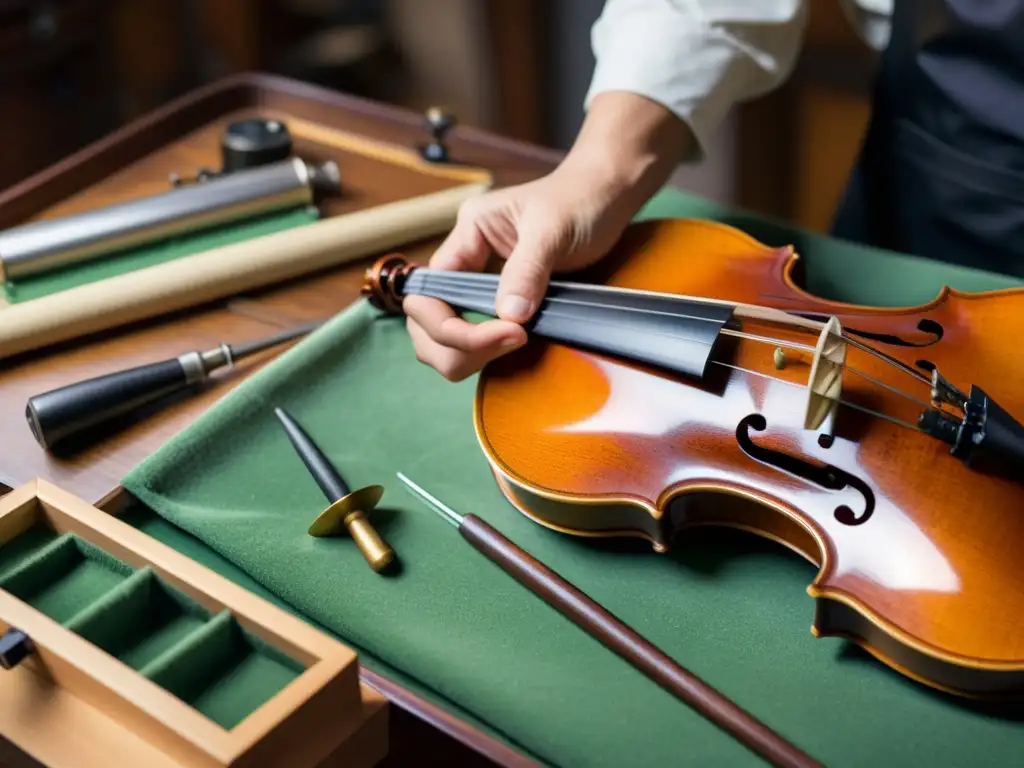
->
[275,407,395,573]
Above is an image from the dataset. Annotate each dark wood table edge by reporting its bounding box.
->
[361,668,540,767]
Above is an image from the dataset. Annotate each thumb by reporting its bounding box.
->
[495,222,563,323]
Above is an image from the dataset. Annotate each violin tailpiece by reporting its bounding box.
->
[920,383,1024,478]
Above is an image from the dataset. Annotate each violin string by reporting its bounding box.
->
[712,361,923,432]
[837,364,934,409]
[405,273,934,408]
[413,270,757,325]
[719,328,815,352]
[412,282,720,346]
[827,333,931,386]
[718,329,931,407]
[407,270,933,386]
[413,267,739,311]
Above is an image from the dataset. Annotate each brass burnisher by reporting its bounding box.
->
[274,407,395,573]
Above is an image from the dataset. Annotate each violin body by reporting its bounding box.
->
[364,218,1024,699]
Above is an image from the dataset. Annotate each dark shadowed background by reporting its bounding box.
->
[0,0,876,233]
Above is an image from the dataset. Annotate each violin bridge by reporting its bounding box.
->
[804,316,846,433]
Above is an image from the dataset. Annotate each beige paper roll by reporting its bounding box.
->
[0,182,487,360]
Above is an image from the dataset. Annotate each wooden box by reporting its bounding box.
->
[0,478,388,768]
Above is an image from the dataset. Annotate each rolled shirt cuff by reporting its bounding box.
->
[584,0,807,162]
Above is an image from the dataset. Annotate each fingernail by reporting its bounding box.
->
[501,336,524,349]
[499,294,531,322]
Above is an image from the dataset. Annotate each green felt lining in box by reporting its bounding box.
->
[121,187,1024,767]
[0,521,303,729]
[2,206,320,304]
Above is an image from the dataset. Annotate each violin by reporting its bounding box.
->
[362,217,1024,700]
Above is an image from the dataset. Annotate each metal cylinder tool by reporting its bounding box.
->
[0,156,340,282]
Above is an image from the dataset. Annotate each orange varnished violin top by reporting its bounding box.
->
[362,217,1024,701]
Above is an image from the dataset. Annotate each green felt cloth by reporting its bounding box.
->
[121,187,1024,766]
[2,206,320,304]
[0,521,302,729]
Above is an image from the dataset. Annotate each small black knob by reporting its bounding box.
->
[0,628,34,670]
[420,107,456,163]
[221,118,294,173]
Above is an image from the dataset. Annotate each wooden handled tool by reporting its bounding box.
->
[396,472,822,768]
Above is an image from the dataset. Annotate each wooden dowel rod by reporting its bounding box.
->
[459,514,822,768]
[0,182,486,360]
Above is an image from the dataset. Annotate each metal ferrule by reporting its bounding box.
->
[0,157,331,282]
[177,343,236,385]
[176,351,209,386]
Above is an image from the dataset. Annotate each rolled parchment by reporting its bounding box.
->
[0,182,486,360]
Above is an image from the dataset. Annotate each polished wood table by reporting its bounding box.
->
[0,73,560,767]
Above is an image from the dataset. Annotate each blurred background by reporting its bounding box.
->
[0,0,877,232]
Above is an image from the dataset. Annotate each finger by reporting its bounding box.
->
[495,222,562,324]
[430,214,490,272]
[403,294,526,353]
[407,317,520,382]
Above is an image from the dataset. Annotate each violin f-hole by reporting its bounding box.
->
[798,314,944,348]
[735,414,875,526]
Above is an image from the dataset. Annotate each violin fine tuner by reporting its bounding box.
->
[918,369,1024,476]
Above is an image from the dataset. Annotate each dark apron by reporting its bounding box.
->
[830,0,1024,277]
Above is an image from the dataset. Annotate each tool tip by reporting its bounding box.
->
[272,406,304,445]
[395,472,463,527]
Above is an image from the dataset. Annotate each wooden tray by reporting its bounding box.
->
[0,73,561,767]
[0,478,388,768]
[0,71,558,501]
[0,76,494,360]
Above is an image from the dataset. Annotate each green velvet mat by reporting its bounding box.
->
[0,520,303,729]
[2,206,320,304]
[121,187,1024,766]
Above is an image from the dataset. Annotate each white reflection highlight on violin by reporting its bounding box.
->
[549,357,960,595]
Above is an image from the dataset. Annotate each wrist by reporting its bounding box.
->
[560,91,694,209]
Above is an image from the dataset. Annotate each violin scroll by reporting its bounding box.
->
[362,254,416,313]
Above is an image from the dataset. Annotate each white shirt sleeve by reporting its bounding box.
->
[585,0,811,160]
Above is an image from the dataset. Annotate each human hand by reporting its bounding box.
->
[402,165,635,381]
[403,91,693,381]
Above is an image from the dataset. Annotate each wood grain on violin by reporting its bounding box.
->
[363,217,1024,701]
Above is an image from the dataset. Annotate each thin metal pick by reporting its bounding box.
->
[396,472,463,527]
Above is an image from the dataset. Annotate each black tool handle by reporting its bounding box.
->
[274,407,351,500]
[26,358,193,450]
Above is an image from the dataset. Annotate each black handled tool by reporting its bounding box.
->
[275,407,396,573]
[26,321,322,451]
